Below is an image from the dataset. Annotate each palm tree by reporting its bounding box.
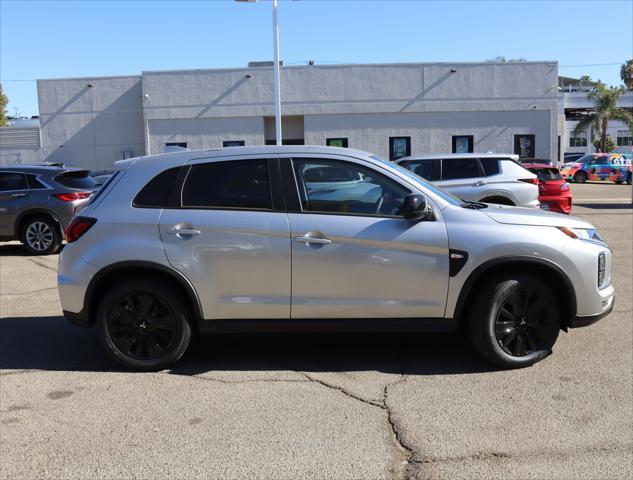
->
[574,84,633,152]
[621,60,633,90]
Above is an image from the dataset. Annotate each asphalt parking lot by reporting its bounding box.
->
[1,182,631,480]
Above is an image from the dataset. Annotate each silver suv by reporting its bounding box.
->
[396,153,540,208]
[0,165,97,254]
[58,146,614,371]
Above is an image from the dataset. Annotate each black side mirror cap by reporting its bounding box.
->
[401,193,434,221]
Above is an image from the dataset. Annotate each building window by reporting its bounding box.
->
[514,134,535,158]
[165,142,188,149]
[452,135,474,154]
[569,131,588,148]
[389,137,411,161]
[616,130,632,146]
[326,138,348,148]
[223,140,245,147]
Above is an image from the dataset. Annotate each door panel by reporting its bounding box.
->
[436,158,486,202]
[160,209,291,319]
[0,173,30,237]
[289,213,449,318]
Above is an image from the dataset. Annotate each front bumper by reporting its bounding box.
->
[570,295,614,328]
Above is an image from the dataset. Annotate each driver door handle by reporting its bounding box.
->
[168,226,201,237]
[472,180,487,187]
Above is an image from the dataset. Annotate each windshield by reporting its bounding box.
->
[370,155,463,206]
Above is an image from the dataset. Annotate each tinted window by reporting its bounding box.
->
[441,158,482,180]
[182,159,271,209]
[479,158,500,176]
[532,168,562,181]
[133,167,180,208]
[400,160,440,181]
[590,157,608,165]
[293,158,410,216]
[0,173,28,191]
[26,175,47,189]
[54,170,98,189]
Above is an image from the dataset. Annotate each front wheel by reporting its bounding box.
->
[468,274,560,369]
[20,215,62,255]
[97,279,192,371]
[574,171,587,183]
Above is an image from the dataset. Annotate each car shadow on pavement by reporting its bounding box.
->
[1,315,495,376]
[0,243,32,256]
[574,202,632,210]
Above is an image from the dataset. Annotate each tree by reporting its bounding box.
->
[0,83,8,127]
[621,60,633,90]
[592,135,615,153]
[573,84,633,153]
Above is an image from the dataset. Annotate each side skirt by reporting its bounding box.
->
[197,317,457,334]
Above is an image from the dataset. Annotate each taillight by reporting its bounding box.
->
[519,178,539,185]
[53,192,92,202]
[65,216,97,243]
[560,182,570,192]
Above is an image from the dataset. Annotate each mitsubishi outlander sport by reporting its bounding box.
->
[58,146,614,371]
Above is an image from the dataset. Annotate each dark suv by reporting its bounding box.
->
[0,165,97,255]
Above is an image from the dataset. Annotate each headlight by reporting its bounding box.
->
[598,252,606,287]
[557,226,605,243]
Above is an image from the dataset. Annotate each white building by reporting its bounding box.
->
[2,61,565,169]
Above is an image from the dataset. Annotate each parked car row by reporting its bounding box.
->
[559,153,632,184]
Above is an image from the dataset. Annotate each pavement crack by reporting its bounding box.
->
[299,372,384,408]
[1,286,57,296]
[26,258,57,272]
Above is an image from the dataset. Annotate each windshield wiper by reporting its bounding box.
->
[461,201,489,210]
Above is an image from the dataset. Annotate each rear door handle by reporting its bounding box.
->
[472,180,487,187]
[11,193,26,198]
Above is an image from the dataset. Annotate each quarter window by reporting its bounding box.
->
[134,167,181,208]
[441,158,483,180]
[292,158,410,216]
[0,173,28,191]
[26,175,47,189]
[182,159,271,210]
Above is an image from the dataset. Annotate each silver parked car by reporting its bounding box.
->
[0,165,97,254]
[396,153,540,207]
[58,146,614,371]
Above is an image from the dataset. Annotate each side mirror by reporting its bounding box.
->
[401,194,433,221]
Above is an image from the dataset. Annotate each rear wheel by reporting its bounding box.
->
[573,171,587,183]
[97,279,192,371]
[468,274,560,369]
[20,215,62,255]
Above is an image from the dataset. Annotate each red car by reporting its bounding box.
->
[522,163,572,214]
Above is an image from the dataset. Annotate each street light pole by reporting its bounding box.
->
[237,0,282,145]
[272,0,282,145]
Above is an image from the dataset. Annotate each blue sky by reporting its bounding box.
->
[1,0,632,117]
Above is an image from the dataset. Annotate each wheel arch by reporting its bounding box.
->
[16,208,64,239]
[479,195,516,206]
[83,261,203,327]
[454,256,577,330]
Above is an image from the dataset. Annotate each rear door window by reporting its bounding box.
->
[54,170,98,189]
[441,158,483,180]
[0,173,28,191]
[133,167,181,208]
[479,158,501,176]
[400,160,440,181]
[182,159,272,210]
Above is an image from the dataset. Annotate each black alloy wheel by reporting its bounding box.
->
[106,292,178,361]
[97,279,192,371]
[494,288,555,357]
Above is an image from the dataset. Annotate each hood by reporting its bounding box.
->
[482,205,592,229]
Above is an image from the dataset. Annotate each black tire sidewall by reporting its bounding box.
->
[470,275,560,369]
[574,171,587,183]
[97,280,192,371]
[20,215,62,255]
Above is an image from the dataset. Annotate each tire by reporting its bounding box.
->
[468,273,560,369]
[627,172,632,185]
[20,215,62,255]
[97,279,192,371]
[573,171,587,183]
[480,197,515,206]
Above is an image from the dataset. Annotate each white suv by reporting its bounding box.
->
[396,153,540,207]
[58,146,613,371]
